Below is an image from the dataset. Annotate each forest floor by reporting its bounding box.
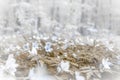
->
[0,34,120,80]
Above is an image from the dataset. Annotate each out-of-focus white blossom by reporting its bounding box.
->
[0,72,16,80]
[9,45,16,51]
[51,36,57,41]
[75,71,85,80]
[57,66,61,73]
[102,40,114,51]
[0,54,18,80]
[72,53,77,58]
[30,47,37,56]
[57,60,70,72]
[15,45,21,50]
[64,53,68,57]
[28,64,56,80]
[5,54,18,76]
[102,58,112,69]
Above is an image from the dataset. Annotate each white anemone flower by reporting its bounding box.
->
[57,60,70,73]
[44,42,53,52]
[102,58,112,69]
[30,47,37,56]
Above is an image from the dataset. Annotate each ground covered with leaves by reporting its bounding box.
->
[9,36,120,80]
